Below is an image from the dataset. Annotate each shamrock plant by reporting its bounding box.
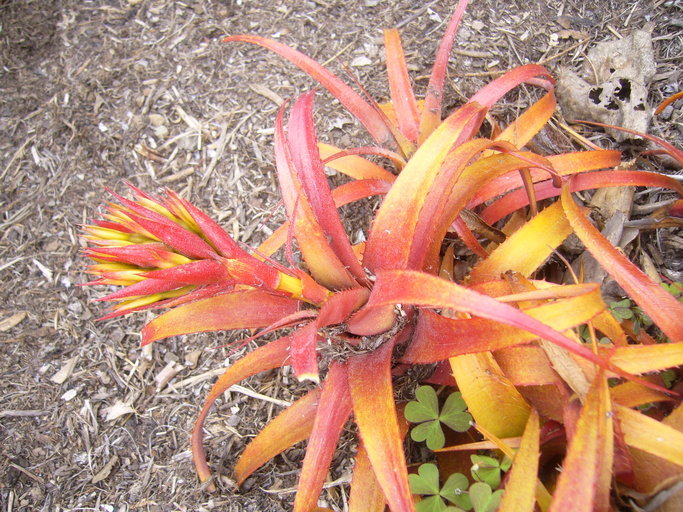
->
[409,458,508,512]
[409,463,472,512]
[405,386,472,450]
[470,454,511,489]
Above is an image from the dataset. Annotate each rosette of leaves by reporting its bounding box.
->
[405,386,472,450]
[84,0,683,509]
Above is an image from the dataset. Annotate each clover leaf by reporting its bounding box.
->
[470,454,511,489]
[468,482,504,512]
[609,299,634,321]
[410,463,472,512]
[405,386,473,450]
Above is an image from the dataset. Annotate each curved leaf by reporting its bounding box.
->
[548,376,613,512]
[287,92,368,285]
[234,388,321,485]
[141,289,299,345]
[384,28,420,141]
[224,35,398,149]
[367,270,668,392]
[561,183,683,343]
[419,0,470,143]
[498,409,540,512]
[274,101,357,289]
[294,362,352,511]
[469,64,554,108]
[191,335,292,489]
[318,142,397,182]
[349,442,387,512]
[481,169,683,225]
[364,102,486,272]
[348,338,415,512]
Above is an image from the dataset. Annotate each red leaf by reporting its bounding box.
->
[163,189,247,258]
[561,182,683,343]
[287,92,368,285]
[290,322,320,383]
[234,388,321,485]
[274,101,358,289]
[481,169,683,225]
[384,28,420,141]
[348,338,415,512]
[191,335,292,490]
[469,64,554,108]
[141,289,299,345]
[419,0,470,143]
[141,259,230,285]
[365,270,671,392]
[294,363,352,511]
[403,283,603,363]
[224,35,398,149]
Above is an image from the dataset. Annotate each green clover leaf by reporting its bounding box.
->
[470,454,510,489]
[441,471,473,510]
[405,386,472,450]
[468,482,504,512]
[410,464,472,512]
[609,299,634,321]
[662,282,683,300]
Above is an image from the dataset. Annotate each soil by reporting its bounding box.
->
[0,0,681,511]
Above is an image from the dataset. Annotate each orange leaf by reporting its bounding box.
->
[364,103,487,272]
[317,142,396,182]
[256,179,391,259]
[141,289,299,345]
[384,28,420,141]
[562,182,683,343]
[605,342,683,375]
[616,404,683,467]
[469,201,572,284]
[294,362,352,511]
[348,442,387,512]
[498,410,540,512]
[494,90,556,148]
[610,380,672,408]
[348,338,415,512]
[234,388,321,485]
[549,375,613,512]
[191,335,292,489]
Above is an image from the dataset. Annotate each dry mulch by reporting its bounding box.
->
[1,0,681,511]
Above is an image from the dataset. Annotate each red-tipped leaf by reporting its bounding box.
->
[293,362,352,511]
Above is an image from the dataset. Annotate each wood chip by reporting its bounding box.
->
[51,356,79,384]
[155,361,184,391]
[104,400,136,422]
[249,84,285,106]
[0,311,26,332]
[91,455,119,483]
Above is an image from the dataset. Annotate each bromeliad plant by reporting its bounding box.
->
[85,1,683,511]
